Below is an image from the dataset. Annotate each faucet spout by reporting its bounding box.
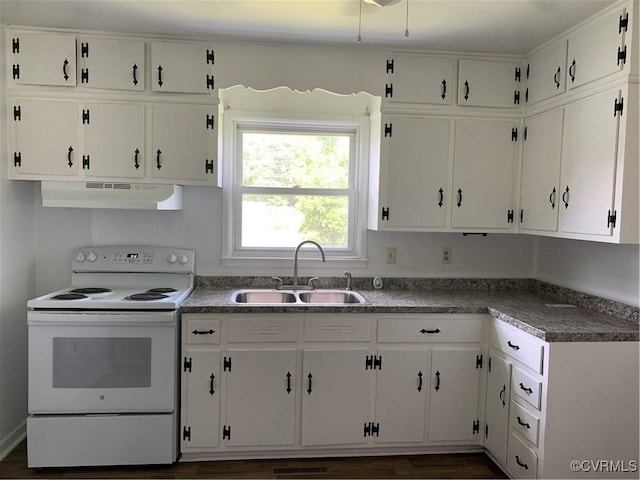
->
[293,240,326,289]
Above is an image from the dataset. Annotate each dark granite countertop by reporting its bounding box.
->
[182,282,639,343]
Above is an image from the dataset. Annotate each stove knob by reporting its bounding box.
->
[178,254,189,265]
[168,253,178,264]
[87,251,97,262]
[75,252,86,263]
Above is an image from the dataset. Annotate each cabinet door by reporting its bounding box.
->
[151,104,217,183]
[525,41,567,105]
[374,348,429,443]
[567,7,627,90]
[451,119,518,229]
[559,90,620,237]
[385,55,454,105]
[301,349,371,446]
[224,349,296,446]
[458,59,520,108]
[10,98,79,178]
[10,31,76,86]
[151,41,214,93]
[484,353,512,464]
[181,348,220,449]
[520,109,564,232]
[428,348,482,441]
[380,115,451,229]
[83,103,145,179]
[80,37,145,91]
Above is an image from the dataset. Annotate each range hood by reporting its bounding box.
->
[41,181,183,210]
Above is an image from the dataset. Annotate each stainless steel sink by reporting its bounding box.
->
[298,290,367,304]
[229,289,367,305]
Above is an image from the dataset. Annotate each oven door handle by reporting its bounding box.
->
[27,311,176,326]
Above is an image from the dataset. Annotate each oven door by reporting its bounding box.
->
[28,311,177,414]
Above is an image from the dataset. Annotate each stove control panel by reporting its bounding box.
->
[72,246,195,273]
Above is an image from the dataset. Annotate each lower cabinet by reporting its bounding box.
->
[484,351,511,464]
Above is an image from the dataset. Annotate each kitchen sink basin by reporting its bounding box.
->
[229,289,367,305]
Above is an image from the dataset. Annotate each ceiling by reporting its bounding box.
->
[0,0,616,55]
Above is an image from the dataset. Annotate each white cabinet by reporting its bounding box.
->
[224,349,296,446]
[370,115,451,230]
[484,353,511,464]
[301,348,372,446]
[519,109,564,232]
[9,31,76,86]
[458,59,521,108]
[83,102,145,179]
[451,119,519,230]
[9,98,79,178]
[428,348,482,441]
[374,348,429,443]
[566,6,629,90]
[525,41,567,105]
[384,55,454,105]
[151,103,218,184]
[150,41,215,93]
[79,37,145,91]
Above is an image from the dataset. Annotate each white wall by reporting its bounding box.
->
[535,237,640,307]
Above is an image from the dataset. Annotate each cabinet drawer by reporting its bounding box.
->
[512,367,542,410]
[304,316,372,342]
[184,316,220,345]
[510,400,540,446]
[508,432,538,479]
[377,316,483,343]
[228,317,298,343]
[491,322,544,373]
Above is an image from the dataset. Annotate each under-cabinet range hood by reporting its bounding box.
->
[41,181,183,210]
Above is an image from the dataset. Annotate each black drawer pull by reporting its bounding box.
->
[192,329,215,335]
[515,455,529,469]
[516,416,531,429]
[507,340,520,350]
[519,382,533,395]
[420,328,441,334]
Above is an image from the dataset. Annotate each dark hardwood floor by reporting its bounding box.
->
[1,440,507,479]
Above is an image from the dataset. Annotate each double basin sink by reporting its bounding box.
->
[230,289,367,305]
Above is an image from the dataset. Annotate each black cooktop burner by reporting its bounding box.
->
[125,292,170,301]
[146,288,177,293]
[52,293,88,300]
[69,287,112,294]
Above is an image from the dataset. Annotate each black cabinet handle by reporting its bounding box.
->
[156,149,162,170]
[441,79,447,100]
[417,371,423,392]
[67,146,74,167]
[134,148,140,170]
[507,340,520,350]
[63,58,69,81]
[420,328,441,334]
[569,59,576,83]
[438,188,444,208]
[286,372,292,394]
[519,382,533,395]
[209,373,215,395]
[457,188,463,207]
[157,65,163,87]
[549,187,556,209]
[434,370,441,391]
[516,416,531,429]
[132,64,138,86]
[464,80,470,100]
[515,456,529,469]
[562,186,570,208]
[191,329,215,335]
[307,373,312,395]
[499,384,506,407]
[554,67,561,89]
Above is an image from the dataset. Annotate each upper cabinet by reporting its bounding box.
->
[524,41,567,105]
[566,6,629,90]
[9,32,76,87]
[457,59,522,108]
[78,37,145,91]
[150,41,215,94]
[383,55,454,105]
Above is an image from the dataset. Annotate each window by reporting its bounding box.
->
[220,87,375,266]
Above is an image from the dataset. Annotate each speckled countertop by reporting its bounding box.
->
[181,278,639,343]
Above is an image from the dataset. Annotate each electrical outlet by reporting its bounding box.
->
[441,247,452,264]
[386,247,396,264]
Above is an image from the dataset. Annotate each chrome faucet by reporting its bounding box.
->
[292,240,326,289]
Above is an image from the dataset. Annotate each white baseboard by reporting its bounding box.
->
[0,419,26,462]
